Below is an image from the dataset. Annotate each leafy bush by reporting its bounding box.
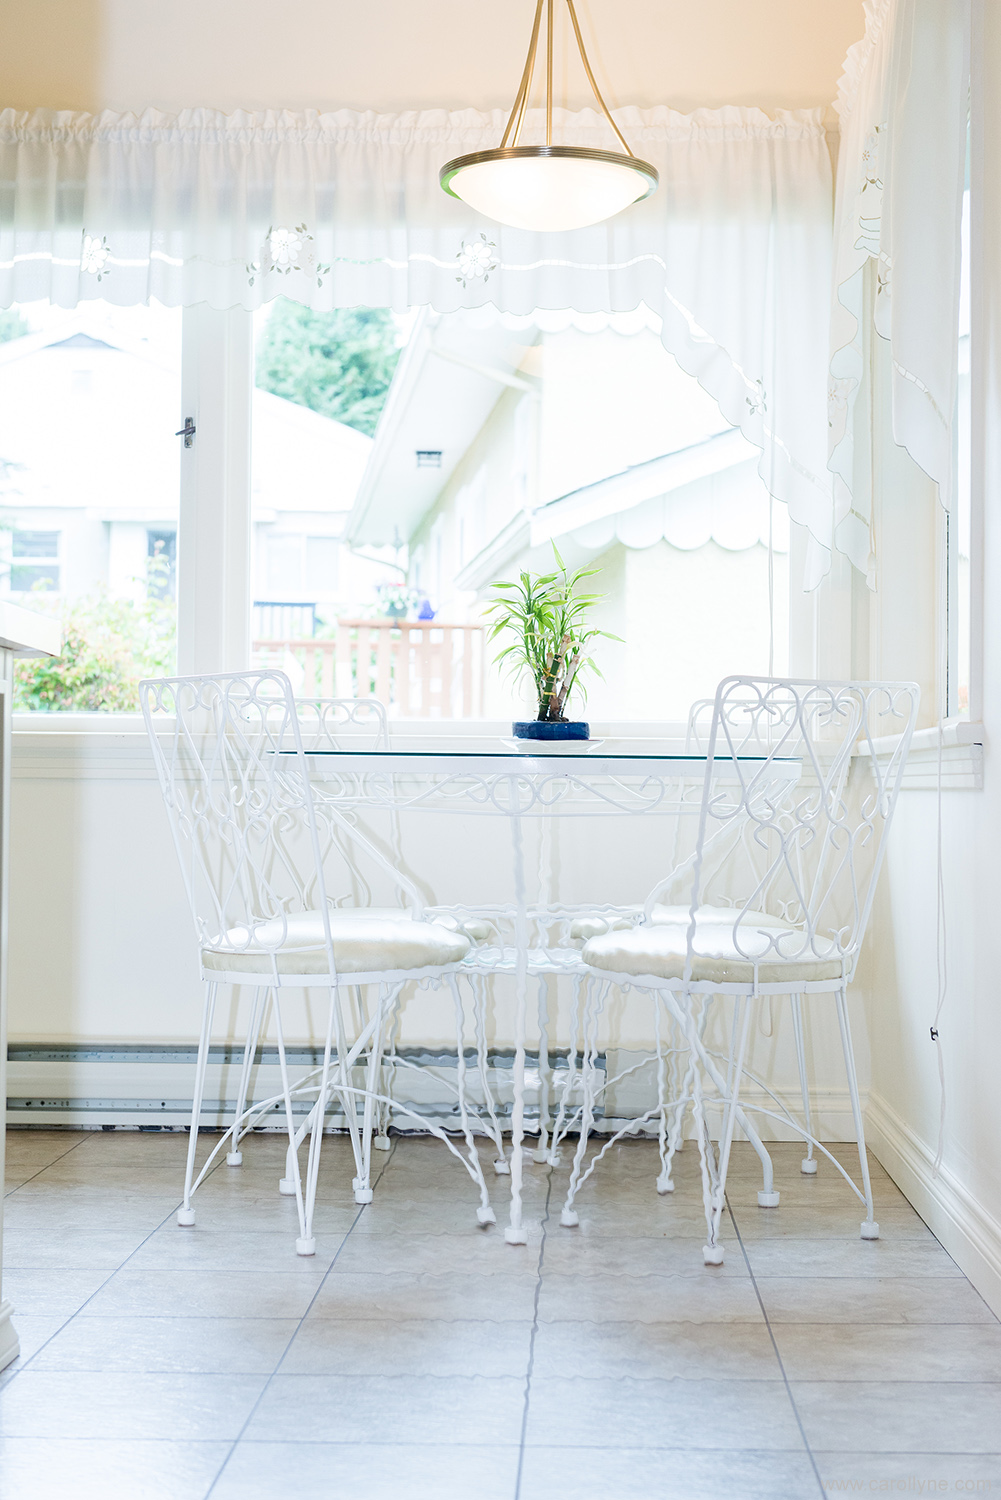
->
[13,566,176,712]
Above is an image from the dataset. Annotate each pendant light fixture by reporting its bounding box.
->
[440,0,658,234]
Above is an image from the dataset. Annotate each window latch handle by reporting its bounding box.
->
[175,417,196,448]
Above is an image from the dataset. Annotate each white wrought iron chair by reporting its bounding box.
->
[141,671,496,1256]
[562,677,919,1263]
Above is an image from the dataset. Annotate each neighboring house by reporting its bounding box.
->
[0,311,398,628]
[346,308,790,721]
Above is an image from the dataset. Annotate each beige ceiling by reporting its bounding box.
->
[1,0,864,116]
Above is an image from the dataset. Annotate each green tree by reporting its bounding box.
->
[0,309,29,344]
[255,300,401,437]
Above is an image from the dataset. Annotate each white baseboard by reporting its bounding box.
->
[0,1301,20,1373]
[866,1093,1001,1320]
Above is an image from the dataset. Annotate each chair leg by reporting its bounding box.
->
[300,983,339,1254]
[450,974,495,1225]
[703,993,753,1264]
[272,988,308,1245]
[353,984,394,1206]
[560,976,603,1227]
[835,986,879,1240]
[178,981,218,1227]
[534,975,552,1164]
[226,986,264,1167]
[471,973,508,1173]
[791,993,817,1174]
[549,974,584,1167]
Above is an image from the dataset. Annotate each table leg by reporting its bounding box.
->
[505,797,530,1245]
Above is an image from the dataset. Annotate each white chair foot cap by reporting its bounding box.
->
[278,1178,297,1198]
[547,1152,562,1167]
[532,1147,549,1165]
[757,1190,781,1208]
[703,1244,725,1266]
[373,1134,392,1152]
[226,1151,243,1167]
[176,1207,195,1227]
[656,1173,675,1195]
[296,1237,316,1257]
[504,1225,529,1245]
[476,1206,496,1226]
[354,1187,374,1204]
[801,1158,818,1175]
[560,1208,580,1228]
[860,1220,880,1240]
[493,1159,511,1175]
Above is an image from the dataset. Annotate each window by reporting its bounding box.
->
[948,145,973,719]
[10,530,60,592]
[0,299,181,711]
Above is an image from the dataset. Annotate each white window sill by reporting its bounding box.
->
[867,719,985,791]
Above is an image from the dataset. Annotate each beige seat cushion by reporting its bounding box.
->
[582,921,844,985]
[570,904,790,942]
[202,910,471,976]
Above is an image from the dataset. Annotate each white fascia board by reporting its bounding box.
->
[454,513,532,593]
[529,429,754,546]
[345,308,437,546]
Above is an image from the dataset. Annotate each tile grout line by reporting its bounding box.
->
[2,1130,93,1199]
[513,1164,553,1500]
[726,1197,827,1500]
[201,1136,399,1500]
[1,1128,285,1387]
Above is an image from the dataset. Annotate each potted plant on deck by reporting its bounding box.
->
[486,546,618,742]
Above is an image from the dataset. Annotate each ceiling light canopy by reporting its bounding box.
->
[440,0,658,235]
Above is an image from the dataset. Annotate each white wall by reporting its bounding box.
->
[833,10,1001,1317]
[0,1,864,116]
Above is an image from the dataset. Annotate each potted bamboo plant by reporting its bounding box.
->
[486,546,618,741]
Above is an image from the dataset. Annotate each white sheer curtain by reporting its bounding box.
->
[0,103,833,562]
[830,0,970,584]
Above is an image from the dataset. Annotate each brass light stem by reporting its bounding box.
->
[565,0,634,158]
[546,0,554,147]
[501,0,544,149]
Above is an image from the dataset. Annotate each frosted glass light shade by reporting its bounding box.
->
[440,147,658,233]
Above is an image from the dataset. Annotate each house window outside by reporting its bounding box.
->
[10,530,60,592]
[0,299,181,711]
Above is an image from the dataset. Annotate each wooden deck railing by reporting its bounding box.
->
[252,620,485,718]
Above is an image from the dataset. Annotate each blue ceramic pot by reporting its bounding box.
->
[512,720,589,741]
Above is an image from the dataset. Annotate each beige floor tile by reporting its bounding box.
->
[127,1226,344,1272]
[538,1272,764,1324]
[773,1323,1001,1382]
[519,1446,818,1500]
[281,1317,533,1376]
[31,1315,299,1374]
[0,1370,266,1440]
[542,1232,747,1278]
[815,1452,1001,1491]
[1,1194,180,1234]
[530,1319,780,1381]
[524,1376,801,1450]
[84,1268,324,1320]
[745,1236,963,1279]
[545,1202,726,1239]
[0,1438,229,1500]
[730,1199,936,1241]
[307,1271,539,1322]
[165,1195,359,1234]
[792,1380,1001,1453]
[0,1315,67,1389]
[756,1276,999,1325]
[333,1227,540,1277]
[246,1372,526,1445]
[2,1225,158,1270]
[212,1440,521,1500]
[2,1268,112,1318]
